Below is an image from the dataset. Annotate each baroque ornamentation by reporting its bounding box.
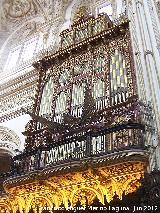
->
[53,0,72,19]
[0,126,20,155]
[0,126,19,143]
[0,8,154,212]
[4,0,32,18]
[0,0,68,31]
[1,0,38,27]
[71,0,92,23]
[1,162,145,212]
[0,69,38,122]
[73,6,90,22]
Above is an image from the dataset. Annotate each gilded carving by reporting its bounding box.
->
[0,161,145,211]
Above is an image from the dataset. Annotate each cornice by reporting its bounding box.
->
[0,68,38,122]
[0,69,38,97]
[0,67,37,87]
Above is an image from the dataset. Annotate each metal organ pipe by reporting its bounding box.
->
[93,79,105,110]
[54,92,67,123]
[71,84,85,117]
[110,50,129,105]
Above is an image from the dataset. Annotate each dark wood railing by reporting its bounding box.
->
[4,96,152,177]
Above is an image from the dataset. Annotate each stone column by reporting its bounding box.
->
[126,0,147,101]
[126,0,160,170]
[136,0,160,127]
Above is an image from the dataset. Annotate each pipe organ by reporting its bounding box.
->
[54,91,68,123]
[71,83,85,117]
[93,79,106,110]
[36,47,132,124]
[1,10,153,212]
[110,49,129,105]
[39,76,55,117]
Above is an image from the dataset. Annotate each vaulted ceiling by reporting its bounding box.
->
[0,0,72,49]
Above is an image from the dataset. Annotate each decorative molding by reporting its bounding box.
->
[0,0,72,33]
[144,50,154,57]
[2,161,145,211]
[0,69,37,95]
[0,69,38,122]
[0,126,20,155]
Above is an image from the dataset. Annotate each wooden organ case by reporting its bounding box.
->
[3,11,153,211]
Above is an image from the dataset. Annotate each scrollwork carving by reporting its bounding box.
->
[1,161,145,210]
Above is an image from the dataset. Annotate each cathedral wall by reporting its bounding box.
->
[126,0,160,169]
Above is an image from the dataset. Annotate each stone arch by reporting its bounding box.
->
[0,126,20,156]
[0,126,21,193]
[70,186,103,207]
